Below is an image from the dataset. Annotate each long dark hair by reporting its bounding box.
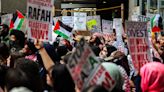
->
[51,64,75,92]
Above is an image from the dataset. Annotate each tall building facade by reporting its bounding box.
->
[0,0,27,15]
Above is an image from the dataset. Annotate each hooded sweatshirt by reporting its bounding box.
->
[140,62,164,92]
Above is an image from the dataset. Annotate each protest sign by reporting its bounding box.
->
[87,19,97,30]
[126,21,151,71]
[138,15,150,22]
[131,15,151,22]
[73,12,87,31]
[67,38,100,90]
[113,18,125,53]
[1,14,13,26]
[62,16,73,28]
[87,16,101,32]
[27,0,53,41]
[102,19,113,34]
[85,62,119,92]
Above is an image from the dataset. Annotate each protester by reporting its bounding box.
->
[8,29,25,53]
[20,39,38,62]
[86,62,124,92]
[158,34,164,61]
[140,62,164,92]
[0,65,8,91]
[99,44,117,59]
[5,68,32,92]
[14,58,43,92]
[0,12,163,92]
[0,43,9,65]
[0,24,9,43]
[34,39,75,92]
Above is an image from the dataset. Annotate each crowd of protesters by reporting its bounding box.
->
[0,23,164,92]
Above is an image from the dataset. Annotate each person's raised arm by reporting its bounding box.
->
[34,39,55,71]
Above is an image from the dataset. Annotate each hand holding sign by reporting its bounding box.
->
[34,39,44,50]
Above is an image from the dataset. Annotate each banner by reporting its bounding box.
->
[73,12,87,31]
[62,16,73,28]
[27,0,53,41]
[87,16,101,32]
[67,38,100,90]
[1,14,13,26]
[126,21,151,71]
[102,19,113,34]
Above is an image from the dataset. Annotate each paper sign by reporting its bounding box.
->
[27,0,53,41]
[102,19,113,34]
[87,16,101,32]
[62,16,73,28]
[1,14,13,26]
[113,18,125,53]
[85,63,119,92]
[87,19,97,30]
[73,12,87,31]
[126,21,151,71]
[67,38,100,90]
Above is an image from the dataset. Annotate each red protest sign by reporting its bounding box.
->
[126,21,152,71]
[27,0,53,41]
[67,39,100,90]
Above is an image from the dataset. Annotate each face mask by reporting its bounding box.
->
[9,40,19,47]
[9,40,15,45]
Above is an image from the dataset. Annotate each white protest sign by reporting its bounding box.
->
[113,18,125,53]
[87,16,101,32]
[126,21,151,71]
[1,14,13,26]
[27,0,53,41]
[73,12,87,31]
[67,38,100,90]
[85,62,120,92]
[62,16,73,28]
[102,19,113,34]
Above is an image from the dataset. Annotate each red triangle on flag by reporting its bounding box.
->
[152,26,160,32]
[54,21,60,31]
[16,10,24,19]
[9,20,14,29]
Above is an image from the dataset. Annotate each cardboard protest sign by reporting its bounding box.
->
[1,14,13,26]
[73,12,87,31]
[62,16,73,28]
[27,0,53,41]
[87,16,101,32]
[102,19,113,34]
[126,21,151,71]
[87,19,97,30]
[67,38,100,90]
[85,62,122,92]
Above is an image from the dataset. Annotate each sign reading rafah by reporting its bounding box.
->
[27,0,53,41]
[126,21,151,71]
[67,38,100,90]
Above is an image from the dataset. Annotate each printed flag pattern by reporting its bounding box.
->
[9,10,25,30]
[54,20,72,39]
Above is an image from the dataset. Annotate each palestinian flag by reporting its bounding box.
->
[53,20,72,39]
[151,14,161,32]
[9,10,25,30]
